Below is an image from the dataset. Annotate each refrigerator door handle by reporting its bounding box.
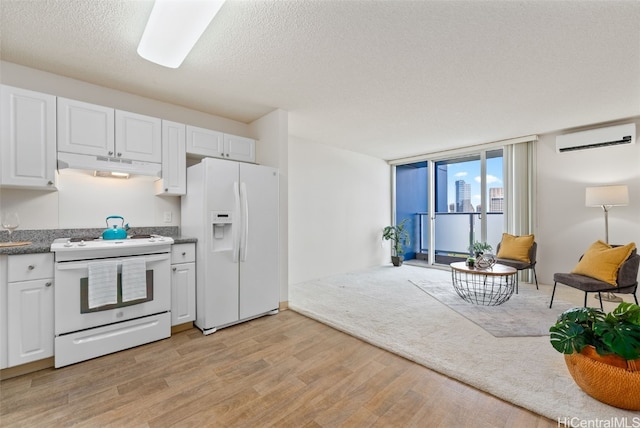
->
[240,182,249,262]
[232,181,240,263]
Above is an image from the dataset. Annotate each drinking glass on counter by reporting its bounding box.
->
[1,211,20,242]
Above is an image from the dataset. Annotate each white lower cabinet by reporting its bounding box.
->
[4,253,54,367]
[171,244,196,326]
[7,279,54,366]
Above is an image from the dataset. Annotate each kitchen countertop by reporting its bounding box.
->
[0,227,196,256]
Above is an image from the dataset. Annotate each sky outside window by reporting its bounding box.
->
[445,153,503,211]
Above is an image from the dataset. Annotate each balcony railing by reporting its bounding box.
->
[411,212,504,264]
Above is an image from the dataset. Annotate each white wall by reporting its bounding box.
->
[287,117,640,287]
[288,136,391,284]
[0,173,179,229]
[535,117,640,285]
[249,109,289,304]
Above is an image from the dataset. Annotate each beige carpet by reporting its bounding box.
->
[289,265,639,422]
[409,278,575,337]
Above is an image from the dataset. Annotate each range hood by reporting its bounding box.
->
[58,152,161,178]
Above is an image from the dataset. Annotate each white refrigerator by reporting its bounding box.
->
[181,157,279,334]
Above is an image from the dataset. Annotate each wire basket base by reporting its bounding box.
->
[451,268,516,306]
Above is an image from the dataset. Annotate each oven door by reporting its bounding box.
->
[54,253,171,336]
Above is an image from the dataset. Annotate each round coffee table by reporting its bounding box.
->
[450,262,517,305]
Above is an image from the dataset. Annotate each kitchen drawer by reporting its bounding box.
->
[55,312,170,368]
[171,244,195,264]
[8,253,54,282]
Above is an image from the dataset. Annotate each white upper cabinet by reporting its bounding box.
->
[115,110,161,163]
[186,125,255,163]
[57,97,114,157]
[58,98,161,163]
[186,125,224,159]
[155,120,186,196]
[0,85,57,190]
[224,134,256,163]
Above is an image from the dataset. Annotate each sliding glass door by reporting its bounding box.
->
[395,148,504,265]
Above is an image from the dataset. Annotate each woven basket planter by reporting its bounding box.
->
[564,346,640,410]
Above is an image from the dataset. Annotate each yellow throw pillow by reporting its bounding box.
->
[496,233,534,263]
[571,241,636,286]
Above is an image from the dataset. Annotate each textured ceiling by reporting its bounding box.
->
[1,0,639,161]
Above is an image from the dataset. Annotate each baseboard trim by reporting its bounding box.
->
[0,357,54,380]
[171,322,194,334]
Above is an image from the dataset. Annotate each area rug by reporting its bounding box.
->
[289,265,639,424]
[409,278,575,337]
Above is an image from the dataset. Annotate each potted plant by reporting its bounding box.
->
[470,241,492,258]
[549,302,640,410]
[382,218,410,266]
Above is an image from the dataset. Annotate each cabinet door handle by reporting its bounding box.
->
[173,267,177,272]
[28,265,35,270]
[108,151,114,156]
[48,180,54,185]
[117,152,122,157]
[45,282,52,287]
[182,252,186,256]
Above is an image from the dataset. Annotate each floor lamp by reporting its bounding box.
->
[585,184,630,302]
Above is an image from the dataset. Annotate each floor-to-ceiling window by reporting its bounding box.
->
[433,149,503,264]
[395,162,428,261]
[394,148,504,265]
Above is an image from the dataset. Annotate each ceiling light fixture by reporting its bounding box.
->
[137,0,226,69]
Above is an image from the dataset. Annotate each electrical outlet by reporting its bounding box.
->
[163,211,172,223]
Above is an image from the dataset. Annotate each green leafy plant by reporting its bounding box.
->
[470,241,492,256]
[549,302,640,360]
[382,218,410,257]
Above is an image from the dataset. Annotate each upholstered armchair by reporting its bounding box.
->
[550,245,639,310]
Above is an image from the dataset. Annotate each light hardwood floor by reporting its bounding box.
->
[0,310,555,427]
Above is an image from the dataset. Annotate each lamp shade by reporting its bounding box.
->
[585,185,629,207]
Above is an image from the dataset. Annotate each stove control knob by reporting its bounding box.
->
[78,240,86,246]
[64,240,73,247]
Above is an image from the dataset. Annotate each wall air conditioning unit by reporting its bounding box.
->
[556,123,636,153]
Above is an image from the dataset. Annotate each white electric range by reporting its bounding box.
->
[50,235,174,367]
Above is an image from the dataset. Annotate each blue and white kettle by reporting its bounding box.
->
[102,215,129,240]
